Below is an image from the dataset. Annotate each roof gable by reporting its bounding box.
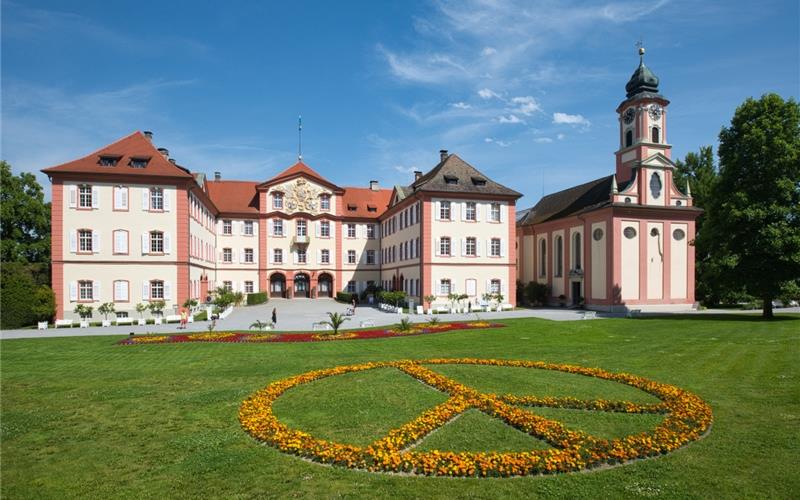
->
[41,131,193,179]
[640,152,676,169]
[521,175,614,225]
[258,161,342,191]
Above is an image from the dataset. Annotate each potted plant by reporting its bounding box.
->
[558,294,567,307]
[148,300,165,324]
[458,293,469,313]
[135,303,148,325]
[98,302,115,327]
[74,304,93,327]
[423,295,435,315]
[323,311,349,336]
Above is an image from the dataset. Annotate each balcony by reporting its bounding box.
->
[293,235,310,246]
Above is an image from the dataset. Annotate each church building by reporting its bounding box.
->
[516,49,701,311]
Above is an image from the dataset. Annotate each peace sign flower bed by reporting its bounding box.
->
[117,322,503,345]
[239,359,712,477]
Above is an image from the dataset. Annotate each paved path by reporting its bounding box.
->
[2,301,797,340]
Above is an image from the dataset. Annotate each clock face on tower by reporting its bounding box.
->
[648,105,662,121]
[623,107,635,124]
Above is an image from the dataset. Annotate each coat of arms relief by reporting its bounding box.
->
[283,178,327,214]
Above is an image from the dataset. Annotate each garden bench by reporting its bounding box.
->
[55,319,75,328]
[581,311,597,320]
[37,321,49,330]
[312,322,332,331]
[360,320,375,328]
[79,320,90,328]
[500,303,514,311]
[165,314,181,323]
[435,306,450,314]
[115,318,134,326]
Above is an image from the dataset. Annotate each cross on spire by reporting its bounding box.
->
[636,39,645,63]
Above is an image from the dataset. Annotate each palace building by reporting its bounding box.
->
[44,136,520,320]
[516,49,701,311]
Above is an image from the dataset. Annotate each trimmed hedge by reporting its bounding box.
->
[247,292,268,306]
[336,292,356,303]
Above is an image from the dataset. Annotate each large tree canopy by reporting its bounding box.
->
[0,161,51,263]
[704,94,800,317]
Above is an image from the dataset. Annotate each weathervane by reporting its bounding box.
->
[298,115,303,161]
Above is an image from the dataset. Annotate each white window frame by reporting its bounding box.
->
[79,185,92,208]
[223,248,232,263]
[465,202,477,221]
[347,250,356,264]
[491,238,501,257]
[439,279,451,296]
[272,192,284,209]
[150,280,165,300]
[243,220,254,236]
[222,220,232,235]
[79,280,94,301]
[440,201,451,221]
[490,203,501,222]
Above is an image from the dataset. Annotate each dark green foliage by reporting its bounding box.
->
[193,309,207,321]
[0,162,51,264]
[0,263,55,328]
[246,292,268,306]
[378,290,407,306]
[703,94,800,317]
[359,283,382,301]
[336,291,356,303]
[524,282,550,306]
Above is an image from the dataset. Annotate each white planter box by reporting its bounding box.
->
[79,320,89,328]
[101,320,112,327]
[138,319,147,326]
[37,321,49,330]
[154,317,163,325]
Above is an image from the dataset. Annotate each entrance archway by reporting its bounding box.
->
[270,273,286,298]
[317,273,333,298]
[294,273,310,298]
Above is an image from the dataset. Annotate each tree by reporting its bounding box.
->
[703,94,800,318]
[0,162,51,264]
[323,312,349,335]
[98,302,116,321]
[0,263,54,328]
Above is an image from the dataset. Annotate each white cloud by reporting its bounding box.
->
[481,47,497,56]
[497,114,523,124]
[534,137,553,144]
[478,88,502,100]
[510,96,542,115]
[393,165,420,175]
[484,137,493,143]
[557,133,566,140]
[553,112,591,127]
[450,101,472,109]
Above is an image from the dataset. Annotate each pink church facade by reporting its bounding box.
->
[516,50,701,311]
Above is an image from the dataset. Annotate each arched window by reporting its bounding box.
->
[539,239,547,277]
[555,236,563,277]
[651,127,660,143]
[573,232,582,270]
[625,130,633,147]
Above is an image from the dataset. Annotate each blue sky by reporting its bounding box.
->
[2,0,798,208]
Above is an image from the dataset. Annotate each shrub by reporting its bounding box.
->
[323,312,349,335]
[336,291,356,303]
[379,290,407,306]
[0,263,55,328]
[525,282,550,306]
[396,317,413,332]
[359,283,382,302]
[247,292,268,306]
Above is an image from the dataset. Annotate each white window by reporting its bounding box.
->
[244,221,254,235]
[321,249,330,264]
[79,280,94,300]
[223,220,232,235]
[440,279,451,295]
[113,280,129,301]
[347,250,356,264]
[347,281,356,293]
[113,186,128,210]
[113,230,128,254]
[150,231,164,253]
[223,248,232,263]
[223,281,232,292]
[440,201,451,220]
[367,224,375,239]
[244,248,254,263]
[79,185,92,208]
[273,249,283,264]
[440,237,451,256]
[273,219,284,237]
[273,192,283,209]
[490,203,501,222]
[150,280,164,299]
[79,230,93,253]
[465,202,476,221]
[320,221,330,237]
[244,281,254,294]
[320,194,330,210]
[366,250,375,265]
[466,237,477,256]
[296,220,307,237]
[150,188,164,211]
[347,224,356,238]
[490,238,501,257]
[297,249,307,264]
[490,279,501,294]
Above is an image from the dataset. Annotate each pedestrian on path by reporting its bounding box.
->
[179,309,188,329]
[272,307,277,325]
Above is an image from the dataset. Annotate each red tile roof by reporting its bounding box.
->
[260,160,342,191]
[41,131,193,178]
[341,187,392,218]
[206,180,260,214]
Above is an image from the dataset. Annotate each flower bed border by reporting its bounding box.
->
[239,358,713,477]
[116,322,504,345]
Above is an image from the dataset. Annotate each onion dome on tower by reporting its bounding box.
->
[625,47,661,98]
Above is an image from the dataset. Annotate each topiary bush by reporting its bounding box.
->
[247,292,268,305]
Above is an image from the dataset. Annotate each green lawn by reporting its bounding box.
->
[2,315,799,498]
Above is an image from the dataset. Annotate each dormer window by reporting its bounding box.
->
[347,204,357,211]
[367,205,377,213]
[471,176,486,186]
[129,157,150,168]
[444,175,458,185]
[98,155,121,167]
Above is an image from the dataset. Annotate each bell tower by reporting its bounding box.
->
[614,46,672,184]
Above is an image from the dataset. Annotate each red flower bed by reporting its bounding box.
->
[117,322,504,345]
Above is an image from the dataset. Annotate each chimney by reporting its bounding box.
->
[214,171,221,181]
[369,180,379,191]
[157,148,169,159]
[414,170,423,181]
[169,158,177,165]
[143,131,153,141]
[439,149,448,162]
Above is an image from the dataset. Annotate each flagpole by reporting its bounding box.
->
[298,115,302,161]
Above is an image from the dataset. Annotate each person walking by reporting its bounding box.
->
[271,307,277,326]
[352,297,357,315]
[179,309,188,330]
